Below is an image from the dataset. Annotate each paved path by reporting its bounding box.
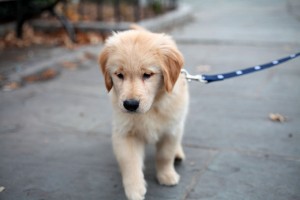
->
[1,0,300,199]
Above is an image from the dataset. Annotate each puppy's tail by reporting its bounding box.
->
[130,23,147,31]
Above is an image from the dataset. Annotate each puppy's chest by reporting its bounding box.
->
[120,110,177,143]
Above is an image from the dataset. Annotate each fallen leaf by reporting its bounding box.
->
[2,82,20,91]
[269,113,286,122]
[23,74,40,83]
[0,24,73,49]
[40,69,58,80]
[24,69,58,83]
[61,61,78,70]
[83,51,97,60]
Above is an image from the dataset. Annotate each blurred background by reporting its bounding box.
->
[0,0,182,89]
[0,0,178,49]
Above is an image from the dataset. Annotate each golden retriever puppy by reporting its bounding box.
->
[99,28,189,200]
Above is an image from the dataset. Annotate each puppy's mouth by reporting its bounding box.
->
[123,109,139,114]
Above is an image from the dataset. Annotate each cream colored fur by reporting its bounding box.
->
[99,28,189,200]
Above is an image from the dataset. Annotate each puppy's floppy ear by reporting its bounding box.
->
[159,42,184,92]
[99,47,113,92]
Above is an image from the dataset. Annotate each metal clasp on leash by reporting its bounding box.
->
[181,69,207,83]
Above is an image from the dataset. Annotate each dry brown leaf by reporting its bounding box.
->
[23,74,40,83]
[76,32,90,44]
[0,24,73,49]
[40,69,58,80]
[2,82,21,91]
[269,113,286,122]
[24,69,58,83]
[83,51,97,61]
[61,61,78,70]
[0,22,105,50]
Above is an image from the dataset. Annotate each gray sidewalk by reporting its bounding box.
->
[1,0,300,200]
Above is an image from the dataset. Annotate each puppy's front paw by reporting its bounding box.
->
[157,169,180,186]
[124,180,146,200]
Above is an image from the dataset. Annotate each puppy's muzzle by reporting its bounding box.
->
[123,99,139,112]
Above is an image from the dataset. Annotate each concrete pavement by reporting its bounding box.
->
[1,0,300,199]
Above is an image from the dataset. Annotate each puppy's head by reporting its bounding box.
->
[99,30,183,113]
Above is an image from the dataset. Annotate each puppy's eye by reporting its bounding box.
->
[116,73,124,80]
[143,73,153,80]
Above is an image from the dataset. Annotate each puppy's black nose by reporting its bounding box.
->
[123,99,139,112]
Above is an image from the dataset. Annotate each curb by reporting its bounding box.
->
[5,45,102,88]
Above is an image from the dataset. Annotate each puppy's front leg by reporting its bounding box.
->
[112,134,146,200]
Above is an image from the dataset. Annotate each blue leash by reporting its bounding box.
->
[181,52,300,83]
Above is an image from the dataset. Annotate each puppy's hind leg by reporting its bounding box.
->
[156,131,181,186]
[175,144,185,162]
[175,127,185,162]
[112,134,146,200]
